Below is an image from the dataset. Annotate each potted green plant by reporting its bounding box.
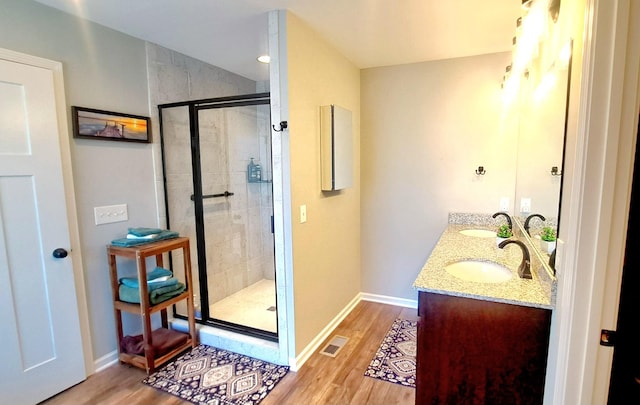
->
[496,224,513,246]
[539,226,557,254]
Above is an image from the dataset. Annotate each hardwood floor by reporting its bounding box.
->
[41,301,416,405]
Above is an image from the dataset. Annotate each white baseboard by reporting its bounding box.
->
[93,350,119,373]
[88,292,416,375]
[291,292,417,371]
[291,293,362,371]
[360,292,418,309]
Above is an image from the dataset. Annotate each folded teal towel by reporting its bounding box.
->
[119,282,186,305]
[111,230,179,247]
[128,227,163,237]
[119,267,177,291]
[121,277,178,291]
[128,266,171,281]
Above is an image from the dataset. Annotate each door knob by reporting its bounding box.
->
[52,248,68,259]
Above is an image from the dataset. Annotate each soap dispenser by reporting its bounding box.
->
[248,158,256,182]
[254,161,262,181]
[247,158,262,182]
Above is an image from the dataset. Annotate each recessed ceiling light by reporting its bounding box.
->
[257,55,271,64]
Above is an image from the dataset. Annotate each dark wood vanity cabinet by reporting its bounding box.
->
[416,292,552,405]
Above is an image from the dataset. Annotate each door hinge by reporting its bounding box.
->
[600,329,617,347]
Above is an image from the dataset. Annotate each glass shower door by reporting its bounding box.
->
[160,94,276,340]
[196,100,276,337]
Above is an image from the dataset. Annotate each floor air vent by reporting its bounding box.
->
[319,335,349,357]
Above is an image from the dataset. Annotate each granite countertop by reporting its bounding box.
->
[413,223,554,310]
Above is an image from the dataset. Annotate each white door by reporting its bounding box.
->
[0,56,86,404]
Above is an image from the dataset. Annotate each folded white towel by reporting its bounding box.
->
[126,233,160,240]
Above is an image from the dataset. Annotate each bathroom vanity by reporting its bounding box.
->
[413,215,555,404]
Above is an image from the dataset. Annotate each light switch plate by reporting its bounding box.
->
[300,204,307,223]
[499,197,509,212]
[94,204,128,225]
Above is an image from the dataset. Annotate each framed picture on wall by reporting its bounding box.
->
[72,106,151,143]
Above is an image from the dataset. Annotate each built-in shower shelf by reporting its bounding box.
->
[248,179,272,183]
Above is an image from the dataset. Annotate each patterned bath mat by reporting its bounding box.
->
[142,344,289,405]
[364,318,417,388]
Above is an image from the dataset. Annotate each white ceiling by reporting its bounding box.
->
[33,0,522,82]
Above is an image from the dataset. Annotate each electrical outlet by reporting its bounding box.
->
[520,198,532,214]
[300,204,307,223]
[94,204,128,225]
[499,197,509,212]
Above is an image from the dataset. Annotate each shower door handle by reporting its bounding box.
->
[190,191,234,201]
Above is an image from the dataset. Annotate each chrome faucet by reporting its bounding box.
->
[492,212,512,231]
[524,213,546,236]
[498,239,532,279]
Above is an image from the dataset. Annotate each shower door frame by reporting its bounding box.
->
[158,92,278,341]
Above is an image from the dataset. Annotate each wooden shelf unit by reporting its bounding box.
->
[107,236,197,373]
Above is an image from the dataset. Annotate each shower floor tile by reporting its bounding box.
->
[209,278,277,333]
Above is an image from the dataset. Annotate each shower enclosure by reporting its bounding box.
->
[159,93,277,341]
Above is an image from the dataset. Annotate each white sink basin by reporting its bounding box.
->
[445,260,513,283]
[459,229,496,238]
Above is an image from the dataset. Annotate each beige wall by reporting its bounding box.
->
[360,52,516,300]
[285,12,362,354]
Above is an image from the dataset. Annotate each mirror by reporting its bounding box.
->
[513,39,572,257]
[498,0,572,262]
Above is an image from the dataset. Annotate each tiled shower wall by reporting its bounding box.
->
[146,43,274,308]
